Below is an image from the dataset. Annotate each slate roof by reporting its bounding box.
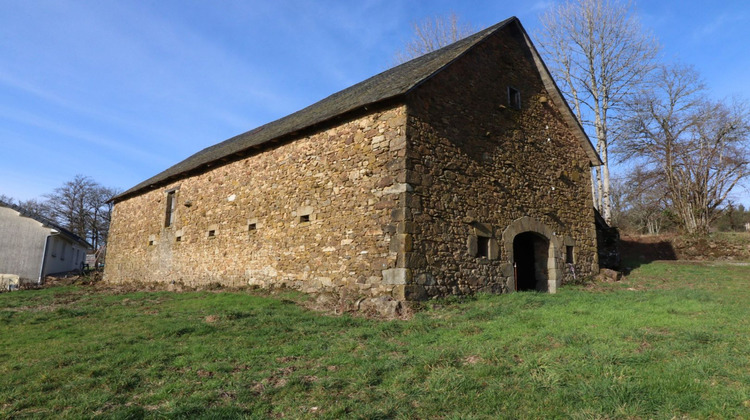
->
[115,16,599,202]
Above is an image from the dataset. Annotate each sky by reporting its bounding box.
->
[1,0,749,206]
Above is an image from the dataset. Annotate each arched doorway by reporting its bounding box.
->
[513,232,550,292]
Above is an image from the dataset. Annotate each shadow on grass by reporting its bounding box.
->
[620,238,677,272]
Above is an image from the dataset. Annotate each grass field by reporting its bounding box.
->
[1,261,749,419]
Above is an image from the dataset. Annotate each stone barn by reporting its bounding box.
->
[105,17,602,301]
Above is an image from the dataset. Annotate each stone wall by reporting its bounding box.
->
[401,23,598,299]
[105,105,409,299]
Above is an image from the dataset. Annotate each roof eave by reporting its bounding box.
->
[111,95,410,203]
[515,21,603,167]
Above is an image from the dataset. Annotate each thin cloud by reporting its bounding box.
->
[528,1,555,13]
[0,104,169,167]
[693,12,745,39]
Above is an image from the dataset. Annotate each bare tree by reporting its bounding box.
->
[3,177,119,247]
[621,64,750,235]
[46,174,97,239]
[1,194,54,222]
[88,186,120,249]
[537,0,659,224]
[16,198,54,221]
[619,167,670,235]
[394,12,479,64]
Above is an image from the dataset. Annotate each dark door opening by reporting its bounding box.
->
[513,232,550,292]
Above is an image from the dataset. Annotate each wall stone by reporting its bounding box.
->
[106,105,408,299]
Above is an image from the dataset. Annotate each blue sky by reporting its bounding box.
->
[1,0,749,205]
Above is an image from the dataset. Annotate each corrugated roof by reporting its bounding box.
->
[115,16,599,201]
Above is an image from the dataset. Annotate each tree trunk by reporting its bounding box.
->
[601,144,612,224]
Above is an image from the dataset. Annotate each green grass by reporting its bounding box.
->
[2,262,750,419]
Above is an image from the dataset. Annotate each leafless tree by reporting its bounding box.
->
[46,174,97,240]
[1,194,53,222]
[620,64,750,235]
[0,194,14,206]
[537,0,659,224]
[3,177,118,247]
[16,198,54,221]
[618,167,670,234]
[45,175,120,247]
[88,186,120,249]
[394,12,479,64]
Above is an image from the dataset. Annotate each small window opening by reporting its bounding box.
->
[148,240,154,246]
[248,223,257,231]
[476,236,490,258]
[207,230,216,238]
[165,191,176,227]
[508,86,521,109]
[176,236,182,242]
[566,246,574,264]
[299,214,310,223]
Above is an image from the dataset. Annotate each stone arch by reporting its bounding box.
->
[502,216,563,293]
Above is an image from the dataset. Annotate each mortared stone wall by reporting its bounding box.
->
[105,105,411,299]
[399,23,598,299]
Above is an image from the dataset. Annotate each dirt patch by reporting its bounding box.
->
[463,355,483,365]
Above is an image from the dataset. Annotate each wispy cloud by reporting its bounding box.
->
[0,104,168,166]
[528,1,554,13]
[693,12,745,40]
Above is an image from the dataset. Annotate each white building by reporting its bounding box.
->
[0,202,91,288]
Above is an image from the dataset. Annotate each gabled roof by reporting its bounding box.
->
[115,17,600,202]
[0,200,93,249]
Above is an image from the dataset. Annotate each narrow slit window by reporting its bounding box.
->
[165,191,176,227]
[508,86,521,109]
[566,246,574,264]
[476,236,490,258]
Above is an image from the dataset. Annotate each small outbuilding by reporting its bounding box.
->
[0,201,91,289]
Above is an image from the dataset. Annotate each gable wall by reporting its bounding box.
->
[403,24,598,298]
[105,105,408,298]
